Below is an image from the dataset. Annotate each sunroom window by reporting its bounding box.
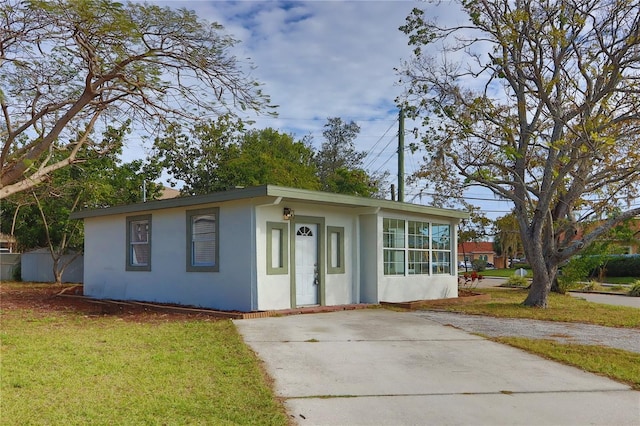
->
[383,219,452,276]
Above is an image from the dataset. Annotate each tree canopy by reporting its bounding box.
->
[153,120,320,195]
[1,124,161,281]
[399,0,640,306]
[315,117,386,197]
[0,0,272,198]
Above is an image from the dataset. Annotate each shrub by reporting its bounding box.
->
[505,274,528,287]
[629,281,640,297]
[558,254,605,291]
[472,259,486,272]
[598,255,640,277]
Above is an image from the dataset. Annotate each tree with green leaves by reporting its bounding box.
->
[493,212,524,267]
[152,115,246,195]
[1,125,161,282]
[399,0,640,307]
[0,0,272,199]
[315,117,384,197]
[153,121,320,195]
[226,128,320,190]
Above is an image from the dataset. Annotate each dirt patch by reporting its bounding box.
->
[0,283,222,322]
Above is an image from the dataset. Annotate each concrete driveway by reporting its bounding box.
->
[234,309,639,425]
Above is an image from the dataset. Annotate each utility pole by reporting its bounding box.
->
[398,108,405,202]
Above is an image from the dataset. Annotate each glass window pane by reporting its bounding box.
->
[408,250,429,275]
[191,213,216,267]
[432,252,451,274]
[130,220,148,243]
[330,232,340,268]
[383,249,405,275]
[193,240,215,266]
[131,245,149,266]
[271,228,282,268]
[408,220,429,249]
[383,218,405,248]
[432,224,451,250]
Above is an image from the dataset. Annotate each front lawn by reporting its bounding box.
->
[441,287,640,328]
[0,286,288,425]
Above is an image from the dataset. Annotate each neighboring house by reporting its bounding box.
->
[458,241,497,266]
[0,233,17,253]
[575,218,640,255]
[158,186,180,200]
[71,185,468,312]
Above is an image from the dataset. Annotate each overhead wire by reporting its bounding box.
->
[361,118,398,170]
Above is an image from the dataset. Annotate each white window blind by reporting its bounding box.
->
[192,214,216,266]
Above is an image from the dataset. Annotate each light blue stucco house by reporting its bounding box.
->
[71,185,468,312]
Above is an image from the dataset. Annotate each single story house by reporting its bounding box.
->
[71,185,468,312]
[458,241,497,267]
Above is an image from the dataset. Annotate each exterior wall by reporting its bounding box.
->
[359,214,379,303]
[83,203,254,311]
[374,211,459,303]
[79,187,465,311]
[254,202,357,310]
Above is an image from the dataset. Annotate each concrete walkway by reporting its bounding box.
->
[234,309,640,425]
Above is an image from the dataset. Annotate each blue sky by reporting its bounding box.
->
[132,0,514,219]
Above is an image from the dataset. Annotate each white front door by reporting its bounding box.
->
[295,223,318,306]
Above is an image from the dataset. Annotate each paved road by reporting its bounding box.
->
[234,310,640,426]
[569,291,640,308]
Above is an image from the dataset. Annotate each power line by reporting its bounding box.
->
[362,119,398,167]
[366,135,398,173]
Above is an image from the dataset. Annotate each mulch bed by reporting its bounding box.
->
[1,284,488,322]
[380,289,490,310]
[0,283,217,322]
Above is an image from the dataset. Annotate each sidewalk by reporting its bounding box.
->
[234,309,640,425]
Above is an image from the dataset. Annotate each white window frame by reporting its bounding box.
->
[383,218,406,275]
[431,223,452,275]
[408,220,430,275]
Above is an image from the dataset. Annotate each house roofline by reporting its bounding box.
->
[70,185,469,220]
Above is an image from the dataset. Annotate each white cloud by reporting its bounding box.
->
[126,1,512,216]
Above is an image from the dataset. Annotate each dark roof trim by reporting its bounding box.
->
[70,185,469,220]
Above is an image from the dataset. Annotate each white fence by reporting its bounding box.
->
[19,249,84,283]
[0,253,21,281]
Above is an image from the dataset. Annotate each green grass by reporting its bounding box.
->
[461,268,531,278]
[600,276,639,285]
[493,337,640,390]
[430,287,640,389]
[468,268,640,285]
[0,309,288,425]
[442,288,640,328]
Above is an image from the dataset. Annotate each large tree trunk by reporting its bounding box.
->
[521,224,559,307]
[523,252,560,307]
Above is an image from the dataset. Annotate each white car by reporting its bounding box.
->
[458,261,473,269]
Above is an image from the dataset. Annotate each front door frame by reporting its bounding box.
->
[290,215,325,308]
